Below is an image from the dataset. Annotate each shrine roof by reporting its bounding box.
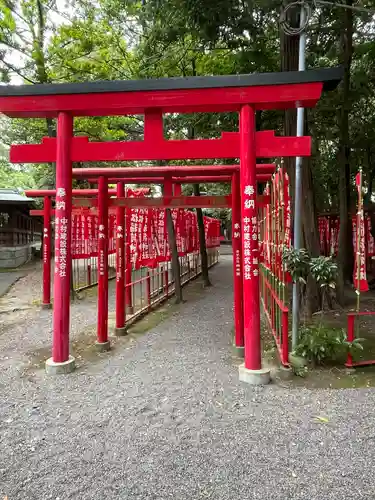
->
[0,66,343,118]
[0,188,34,203]
[0,67,342,97]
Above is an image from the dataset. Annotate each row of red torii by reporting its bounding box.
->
[0,67,342,383]
[26,166,274,305]
[26,179,224,329]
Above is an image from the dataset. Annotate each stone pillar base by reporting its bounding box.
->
[45,355,75,375]
[232,345,245,358]
[114,326,127,336]
[238,363,271,386]
[41,303,52,310]
[95,340,111,352]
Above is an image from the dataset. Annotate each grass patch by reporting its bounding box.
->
[128,305,176,335]
[260,315,278,366]
[76,286,99,300]
[128,278,207,335]
[25,326,115,372]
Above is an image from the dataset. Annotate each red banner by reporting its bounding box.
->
[259,168,291,283]
[204,215,221,249]
[283,171,292,283]
[69,196,219,266]
[71,212,116,259]
[353,171,369,293]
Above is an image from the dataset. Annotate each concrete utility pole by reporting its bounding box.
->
[291,4,307,350]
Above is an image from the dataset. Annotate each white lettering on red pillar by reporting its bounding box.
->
[59,217,68,278]
[87,215,92,255]
[43,228,48,264]
[282,172,291,251]
[158,211,165,257]
[54,187,67,278]
[130,211,139,263]
[142,212,148,261]
[243,185,258,280]
[99,224,105,276]
[233,222,241,277]
[81,214,85,256]
[117,224,123,281]
[360,213,366,281]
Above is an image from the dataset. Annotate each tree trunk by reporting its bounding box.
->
[186,106,211,287]
[336,0,354,305]
[193,183,212,287]
[165,208,183,303]
[301,140,321,314]
[161,175,183,303]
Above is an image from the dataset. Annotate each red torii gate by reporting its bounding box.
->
[72,167,276,353]
[70,167,275,348]
[27,167,273,322]
[2,66,342,383]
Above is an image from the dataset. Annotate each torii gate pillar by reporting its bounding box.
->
[232,172,244,357]
[41,195,52,310]
[115,182,127,335]
[238,105,271,385]
[45,112,76,375]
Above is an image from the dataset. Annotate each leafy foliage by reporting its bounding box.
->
[309,256,337,310]
[294,325,365,365]
[310,256,337,288]
[0,160,35,190]
[282,247,311,285]
[283,248,339,319]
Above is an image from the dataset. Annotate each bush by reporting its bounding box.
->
[309,256,337,310]
[294,325,364,365]
[282,247,310,284]
[283,248,338,316]
[309,256,337,289]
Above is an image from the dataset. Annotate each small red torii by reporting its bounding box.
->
[26,168,274,322]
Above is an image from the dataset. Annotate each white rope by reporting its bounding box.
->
[280,0,375,37]
[280,1,312,36]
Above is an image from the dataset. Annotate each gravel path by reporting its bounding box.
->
[1,256,375,499]
[0,272,25,298]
